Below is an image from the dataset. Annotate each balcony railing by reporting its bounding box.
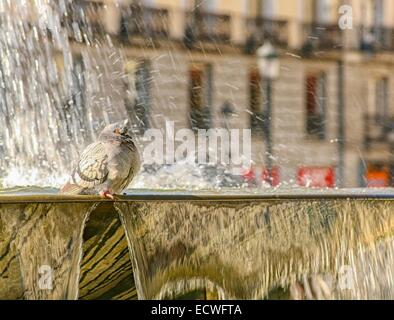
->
[185,11,232,44]
[364,113,394,149]
[245,17,289,49]
[63,0,106,42]
[303,23,344,51]
[122,6,169,40]
[358,27,394,52]
[62,4,394,55]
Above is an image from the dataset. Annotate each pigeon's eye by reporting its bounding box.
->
[114,128,120,135]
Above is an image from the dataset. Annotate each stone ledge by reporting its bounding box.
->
[0,188,394,203]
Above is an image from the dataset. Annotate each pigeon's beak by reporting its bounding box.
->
[120,119,129,135]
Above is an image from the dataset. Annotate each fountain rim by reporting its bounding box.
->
[0,189,394,203]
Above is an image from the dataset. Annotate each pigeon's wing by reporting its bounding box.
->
[60,142,109,194]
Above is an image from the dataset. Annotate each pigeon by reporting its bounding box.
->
[60,120,141,199]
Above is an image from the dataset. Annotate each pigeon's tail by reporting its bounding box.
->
[59,182,84,195]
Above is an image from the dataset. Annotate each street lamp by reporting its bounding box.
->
[257,41,280,186]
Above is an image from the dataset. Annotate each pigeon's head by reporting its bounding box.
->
[99,120,133,142]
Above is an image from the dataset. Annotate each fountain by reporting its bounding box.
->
[0,0,129,187]
[1,1,394,301]
[1,192,394,300]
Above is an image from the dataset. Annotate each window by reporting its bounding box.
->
[125,60,150,135]
[71,55,85,110]
[369,0,385,46]
[194,0,216,11]
[373,0,384,27]
[261,0,276,18]
[189,64,213,131]
[375,77,389,123]
[305,72,327,140]
[249,69,264,135]
[71,55,87,137]
[142,0,156,5]
[313,0,330,23]
[62,55,88,140]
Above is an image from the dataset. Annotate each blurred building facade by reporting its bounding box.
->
[71,0,394,188]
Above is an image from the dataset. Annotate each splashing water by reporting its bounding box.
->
[0,0,129,188]
[0,0,252,191]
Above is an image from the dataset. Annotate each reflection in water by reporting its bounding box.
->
[116,200,394,300]
[0,197,393,300]
[0,202,97,299]
[79,204,137,300]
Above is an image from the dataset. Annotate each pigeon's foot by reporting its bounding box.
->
[99,190,114,200]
